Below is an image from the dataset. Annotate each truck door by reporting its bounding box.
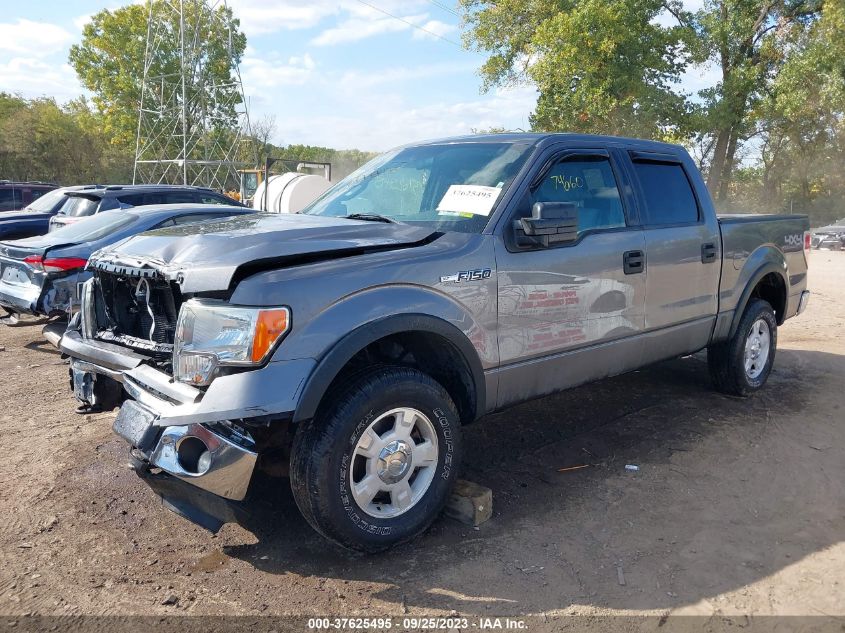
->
[627,151,721,362]
[494,148,647,408]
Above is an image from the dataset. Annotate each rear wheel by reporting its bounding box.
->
[708,298,777,396]
[290,366,461,553]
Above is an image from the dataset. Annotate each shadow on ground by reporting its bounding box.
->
[215,347,843,614]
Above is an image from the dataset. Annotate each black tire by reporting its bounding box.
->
[290,366,462,553]
[708,298,777,396]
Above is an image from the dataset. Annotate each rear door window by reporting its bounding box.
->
[631,158,699,225]
[0,188,22,211]
[163,192,196,204]
[115,194,145,207]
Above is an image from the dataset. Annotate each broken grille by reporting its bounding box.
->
[94,270,182,357]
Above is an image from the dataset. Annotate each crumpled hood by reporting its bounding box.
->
[88,213,438,293]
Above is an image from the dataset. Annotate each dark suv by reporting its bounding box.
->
[48,185,241,232]
[0,181,58,212]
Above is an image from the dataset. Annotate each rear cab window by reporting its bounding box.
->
[59,195,101,217]
[630,152,699,226]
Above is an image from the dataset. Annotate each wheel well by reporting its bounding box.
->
[321,331,478,425]
[751,272,787,324]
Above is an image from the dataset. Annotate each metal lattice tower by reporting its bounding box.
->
[133,0,252,190]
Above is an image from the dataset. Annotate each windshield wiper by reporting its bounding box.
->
[344,213,399,224]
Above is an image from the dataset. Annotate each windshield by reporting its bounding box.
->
[25,188,66,212]
[303,142,533,233]
[46,210,136,242]
[60,196,100,217]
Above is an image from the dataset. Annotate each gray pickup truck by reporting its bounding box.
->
[61,134,810,552]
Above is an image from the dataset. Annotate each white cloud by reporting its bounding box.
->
[0,57,81,101]
[73,14,92,31]
[411,19,456,41]
[226,0,341,34]
[241,52,317,88]
[266,85,538,151]
[0,19,74,57]
[311,11,430,46]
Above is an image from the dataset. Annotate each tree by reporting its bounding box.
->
[690,0,824,199]
[459,0,695,139]
[0,94,132,184]
[69,0,247,149]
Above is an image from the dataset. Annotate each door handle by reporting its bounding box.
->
[623,250,645,275]
[701,242,717,263]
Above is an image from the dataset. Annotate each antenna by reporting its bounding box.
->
[133,0,253,190]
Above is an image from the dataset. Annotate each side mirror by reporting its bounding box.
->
[514,201,578,248]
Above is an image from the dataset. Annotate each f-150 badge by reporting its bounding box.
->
[440,268,492,283]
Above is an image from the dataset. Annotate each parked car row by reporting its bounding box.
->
[0,183,247,325]
[15,133,806,554]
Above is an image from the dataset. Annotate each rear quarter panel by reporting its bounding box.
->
[717,214,809,336]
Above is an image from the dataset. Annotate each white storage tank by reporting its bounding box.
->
[252,173,331,213]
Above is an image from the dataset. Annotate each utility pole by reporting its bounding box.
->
[133,0,252,190]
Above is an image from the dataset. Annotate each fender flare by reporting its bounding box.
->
[729,262,788,338]
[292,313,486,424]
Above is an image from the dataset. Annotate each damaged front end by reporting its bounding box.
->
[61,254,310,530]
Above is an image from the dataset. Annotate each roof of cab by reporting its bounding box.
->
[413,132,685,153]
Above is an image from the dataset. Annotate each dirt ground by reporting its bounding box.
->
[0,252,842,624]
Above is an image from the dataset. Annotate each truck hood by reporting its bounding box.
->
[88,213,439,293]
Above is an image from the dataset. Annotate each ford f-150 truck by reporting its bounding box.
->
[60,134,811,552]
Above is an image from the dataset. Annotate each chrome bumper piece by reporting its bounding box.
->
[797,290,810,315]
[150,423,257,500]
[113,397,257,501]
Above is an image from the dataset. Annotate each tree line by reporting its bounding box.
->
[0,93,374,188]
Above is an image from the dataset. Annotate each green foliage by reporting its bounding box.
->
[460,0,696,139]
[461,0,845,225]
[0,93,132,184]
[69,0,247,149]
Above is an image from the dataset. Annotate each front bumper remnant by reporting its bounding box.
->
[128,453,248,533]
[114,399,257,501]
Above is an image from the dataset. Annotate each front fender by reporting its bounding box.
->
[274,286,491,424]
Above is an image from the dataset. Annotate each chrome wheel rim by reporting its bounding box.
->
[349,407,439,519]
[744,318,771,380]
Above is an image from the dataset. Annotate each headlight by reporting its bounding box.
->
[173,300,290,386]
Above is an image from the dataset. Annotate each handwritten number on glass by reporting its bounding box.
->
[551,174,584,191]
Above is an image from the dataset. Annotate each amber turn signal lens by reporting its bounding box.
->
[251,308,290,362]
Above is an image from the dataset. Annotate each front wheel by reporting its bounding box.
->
[290,366,462,552]
[708,298,777,396]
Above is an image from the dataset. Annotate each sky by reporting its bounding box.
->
[0,0,719,152]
